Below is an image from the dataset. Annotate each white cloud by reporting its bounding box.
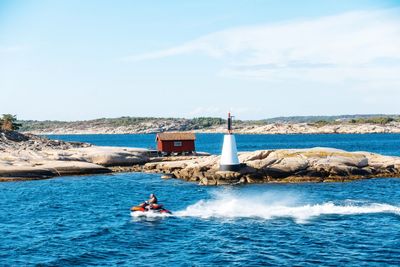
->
[124,9,400,86]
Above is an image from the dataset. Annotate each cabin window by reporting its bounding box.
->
[174,141,182,147]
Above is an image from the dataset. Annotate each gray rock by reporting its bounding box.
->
[141,148,400,185]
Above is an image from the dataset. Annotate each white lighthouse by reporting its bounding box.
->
[219,112,241,171]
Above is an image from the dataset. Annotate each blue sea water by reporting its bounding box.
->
[47,133,400,156]
[1,134,400,266]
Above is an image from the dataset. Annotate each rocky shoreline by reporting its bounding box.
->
[2,131,400,184]
[132,148,400,185]
[22,122,400,135]
[0,131,149,181]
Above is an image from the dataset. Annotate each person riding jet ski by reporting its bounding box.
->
[132,193,171,214]
[140,193,158,210]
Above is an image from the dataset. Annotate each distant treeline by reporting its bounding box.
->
[262,114,400,123]
[18,115,400,131]
[310,116,400,126]
[18,117,227,131]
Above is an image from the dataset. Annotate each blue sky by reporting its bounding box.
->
[1,0,400,120]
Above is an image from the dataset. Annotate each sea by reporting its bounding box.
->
[1,134,400,266]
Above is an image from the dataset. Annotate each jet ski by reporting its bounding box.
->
[130,203,172,215]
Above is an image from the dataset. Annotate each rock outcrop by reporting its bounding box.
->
[140,148,400,185]
[0,131,149,181]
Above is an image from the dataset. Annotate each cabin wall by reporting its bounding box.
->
[157,140,195,153]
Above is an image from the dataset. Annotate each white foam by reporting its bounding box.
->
[174,191,400,223]
[130,211,172,218]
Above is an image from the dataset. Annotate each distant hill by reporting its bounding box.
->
[18,114,400,134]
[18,117,226,133]
[262,114,400,123]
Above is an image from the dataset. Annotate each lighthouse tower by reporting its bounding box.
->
[219,112,241,171]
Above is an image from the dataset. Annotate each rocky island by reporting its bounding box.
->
[140,148,400,185]
[2,130,400,185]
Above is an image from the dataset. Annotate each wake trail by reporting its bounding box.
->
[174,191,400,223]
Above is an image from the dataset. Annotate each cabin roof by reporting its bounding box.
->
[157,132,196,141]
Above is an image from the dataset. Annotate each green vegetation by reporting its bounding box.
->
[349,117,398,124]
[262,114,400,123]
[19,116,227,132]
[190,117,225,128]
[0,114,22,131]
[303,116,399,127]
[310,120,333,127]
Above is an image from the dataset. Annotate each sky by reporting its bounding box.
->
[1,0,400,121]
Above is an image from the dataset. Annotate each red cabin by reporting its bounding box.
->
[156,132,196,155]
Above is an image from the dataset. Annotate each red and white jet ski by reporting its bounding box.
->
[130,203,171,215]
